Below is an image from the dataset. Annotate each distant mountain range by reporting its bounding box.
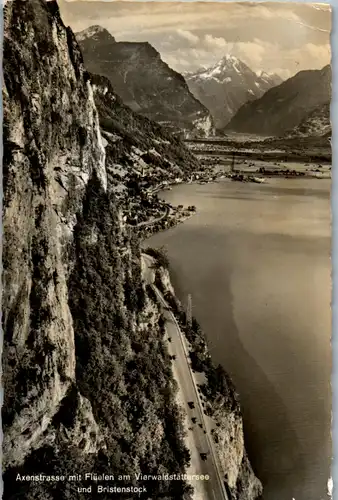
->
[226,65,331,136]
[76,25,214,138]
[185,56,282,128]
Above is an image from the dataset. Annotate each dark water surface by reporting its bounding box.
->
[147,178,331,500]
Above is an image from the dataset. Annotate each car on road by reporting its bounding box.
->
[188,401,195,409]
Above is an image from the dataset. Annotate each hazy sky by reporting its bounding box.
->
[59,1,331,79]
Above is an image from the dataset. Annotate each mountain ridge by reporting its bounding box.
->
[76,25,215,138]
[226,64,331,136]
[284,101,331,139]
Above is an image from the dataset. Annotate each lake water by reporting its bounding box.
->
[146,178,331,500]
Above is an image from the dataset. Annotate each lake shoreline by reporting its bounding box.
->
[146,177,331,500]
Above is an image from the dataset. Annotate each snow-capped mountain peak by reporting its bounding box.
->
[217,54,243,73]
[76,25,115,43]
[219,54,240,65]
[189,54,246,82]
[256,70,283,86]
[185,56,283,128]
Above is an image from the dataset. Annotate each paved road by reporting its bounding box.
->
[135,204,170,228]
[127,203,170,229]
[142,254,228,500]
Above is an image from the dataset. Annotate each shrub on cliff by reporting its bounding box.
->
[145,246,170,269]
[67,175,191,497]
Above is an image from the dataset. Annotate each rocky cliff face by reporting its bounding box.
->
[76,26,214,138]
[185,56,282,129]
[284,102,331,139]
[2,0,107,468]
[226,65,331,136]
[89,72,200,188]
[2,2,193,498]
